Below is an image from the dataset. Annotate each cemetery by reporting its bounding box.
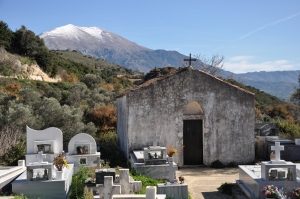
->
[0,99,299,199]
[0,126,189,199]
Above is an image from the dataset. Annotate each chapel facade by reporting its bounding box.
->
[116,67,255,166]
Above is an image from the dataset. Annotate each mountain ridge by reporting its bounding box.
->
[40,24,299,100]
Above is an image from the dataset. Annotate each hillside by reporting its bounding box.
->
[40,24,300,101]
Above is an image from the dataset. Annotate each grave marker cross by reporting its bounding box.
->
[184,53,197,66]
[98,176,121,199]
[94,157,105,169]
[150,133,160,147]
[37,151,46,163]
[271,142,284,161]
[168,158,176,183]
[118,169,142,194]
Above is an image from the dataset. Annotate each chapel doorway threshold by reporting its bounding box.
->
[180,165,205,168]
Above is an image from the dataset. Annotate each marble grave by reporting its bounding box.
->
[237,141,300,199]
[67,133,101,173]
[12,127,74,199]
[130,133,177,179]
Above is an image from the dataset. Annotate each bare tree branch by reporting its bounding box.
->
[0,125,24,156]
[185,53,225,76]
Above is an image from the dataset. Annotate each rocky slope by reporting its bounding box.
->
[0,48,60,82]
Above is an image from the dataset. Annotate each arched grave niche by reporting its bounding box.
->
[68,133,97,155]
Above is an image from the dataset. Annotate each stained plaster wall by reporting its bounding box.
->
[117,68,255,166]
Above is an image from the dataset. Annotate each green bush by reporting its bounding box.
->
[277,120,300,140]
[0,64,12,76]
[96,131,127,168]
[4,143,26,166]
[218,182,234,195]
[70,166,89,199]
[130,172,167,194]
[210,159,225,168]
[19,56,36,65]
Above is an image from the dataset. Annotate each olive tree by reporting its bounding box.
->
[290,74,300,105]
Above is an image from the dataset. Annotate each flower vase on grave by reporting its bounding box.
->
[56,169,64,180]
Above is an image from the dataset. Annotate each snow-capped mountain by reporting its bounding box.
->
[39,24,299,100]
[40,24,184,72]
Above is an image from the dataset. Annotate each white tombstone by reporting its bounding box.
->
[67,133,101,173]
[26,126,63,154]
[118,169,142,194]
[18,160,25,167]
[167,157,176,183]
[146,186,156,199]
[271,142,284,163]
[97,176,121,199]
[68,133,97,155]
[149,133,160,148]
[37,151,47,163]
[26,126,63,164]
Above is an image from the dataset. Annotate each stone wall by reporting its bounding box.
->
[118,68,255,166]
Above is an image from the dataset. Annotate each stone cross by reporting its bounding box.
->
[97,176,121,199]
[37,151,46,163]
[271,142,284,161]
[167,157,176,183]
[95,157,105,169]
[118,169,142,194]
[184,53,197,66]
[150,133,160,147]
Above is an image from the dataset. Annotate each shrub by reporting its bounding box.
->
[3,143,25,166]
[0,64,12,76]
[227,161,236,167]
[277,120,300,140]
[70,166,89,199]
[96,131,127,168]
[210,159,225,168]
[19,56,36,65]
[83,186,93,199]
[130,172,167,194]
[218,182,234,195]
[88,105,117,132]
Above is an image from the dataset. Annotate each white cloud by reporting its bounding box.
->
[224,56,297,73]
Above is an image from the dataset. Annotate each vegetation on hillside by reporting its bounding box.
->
[1,20,300,168]
[0,21,136,167]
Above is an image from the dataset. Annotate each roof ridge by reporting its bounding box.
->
[115,67,254,98]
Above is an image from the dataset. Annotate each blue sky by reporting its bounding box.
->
[1,0,300,73]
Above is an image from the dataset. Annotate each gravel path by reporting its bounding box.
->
[176,167,248,199]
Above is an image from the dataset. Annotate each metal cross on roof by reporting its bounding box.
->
[184,53,197,66]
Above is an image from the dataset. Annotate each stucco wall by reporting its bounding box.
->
[117,96,129,158]
[118,68,255,166]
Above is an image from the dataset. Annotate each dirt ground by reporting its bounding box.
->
[176,167,248,199]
